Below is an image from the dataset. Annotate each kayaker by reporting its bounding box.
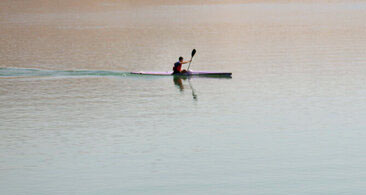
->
[172,57,191,74]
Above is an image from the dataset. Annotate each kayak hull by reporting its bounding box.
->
[131,71,232,77]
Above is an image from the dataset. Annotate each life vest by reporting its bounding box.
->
[173,61,182,72]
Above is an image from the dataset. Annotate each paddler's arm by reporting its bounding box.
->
[181,60,192,64]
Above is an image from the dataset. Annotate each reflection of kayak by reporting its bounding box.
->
[131,71,232,77]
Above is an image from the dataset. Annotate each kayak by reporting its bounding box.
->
[131,71,232,77]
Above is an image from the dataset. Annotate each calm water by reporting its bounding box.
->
[1,1,366,194]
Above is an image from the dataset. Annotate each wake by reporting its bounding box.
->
[0,67,129,78]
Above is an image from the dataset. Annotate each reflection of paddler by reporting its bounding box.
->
[173,76,197,100]
[188,79,197,100]
[173,76,184,91]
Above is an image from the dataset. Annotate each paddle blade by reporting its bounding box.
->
[191,49,196,58]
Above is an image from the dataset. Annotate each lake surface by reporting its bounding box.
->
[1,1,366,194]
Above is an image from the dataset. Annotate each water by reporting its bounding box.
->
[1,1,366,194]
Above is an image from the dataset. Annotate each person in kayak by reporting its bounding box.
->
[172,56,191,74]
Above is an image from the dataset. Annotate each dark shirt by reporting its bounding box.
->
[173,61,182,72]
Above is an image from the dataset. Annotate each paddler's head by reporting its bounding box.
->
[179,56,183,62]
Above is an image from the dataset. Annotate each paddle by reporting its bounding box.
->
[187,49,196,70]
